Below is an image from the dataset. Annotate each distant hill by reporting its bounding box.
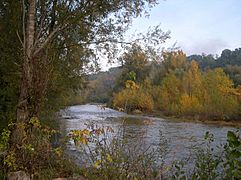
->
[86,67,123,103]
[188,48,241,86]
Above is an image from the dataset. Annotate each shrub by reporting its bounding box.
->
[69,124,162,179]
[113,89,154,112]
[0,119,81,179]
[169,131,241,179]
[179,94,203,115]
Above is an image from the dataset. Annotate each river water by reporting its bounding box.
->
[59,104,238,168]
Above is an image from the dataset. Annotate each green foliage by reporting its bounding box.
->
[224,65,241,86]
[190,132,220,179]
[120,44,149,83]
[224,131,241,179]
[170,131,241,179]
[0,0,162,127]
[0,120,82,179]
[115,43,162,91]
[3,151,17,171]
[127,71,137,81]
[0,0,21,131]
[0,128,11,151]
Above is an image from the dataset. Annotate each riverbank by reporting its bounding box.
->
[60,104,241,179]
[120,108,241,128]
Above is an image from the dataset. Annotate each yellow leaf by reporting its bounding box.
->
[94,159,101,168]
[82,129,90,136]
[106,154,113,162]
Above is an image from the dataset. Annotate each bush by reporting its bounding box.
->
[169,131,241,179]
[0,119,82,179]
[69,124,162,179]
[179,94,203,115]
[113,88,154,112]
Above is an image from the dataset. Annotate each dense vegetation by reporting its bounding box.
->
[188,48,241,86]
[91,47,241,120]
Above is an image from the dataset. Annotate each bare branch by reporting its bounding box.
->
[22,0,26,49]
[16,31,24,47]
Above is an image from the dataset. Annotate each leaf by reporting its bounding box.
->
[94,159,101,168]
[180,176,186,180]
[82,129,90,136]
[233,169,241,178]
[230,150,241,159]
[227,131,238,142]
[106,154,113,162]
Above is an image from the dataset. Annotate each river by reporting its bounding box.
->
[59,104,238,168]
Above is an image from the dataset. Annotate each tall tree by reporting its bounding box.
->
[203,68,239,119]
[16,0,159,123]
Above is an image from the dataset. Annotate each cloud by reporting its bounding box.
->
[181,38,228,55]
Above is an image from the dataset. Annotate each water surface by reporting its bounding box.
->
[60,104,238,166]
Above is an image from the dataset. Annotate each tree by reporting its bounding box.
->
[224,65,241,86]
[183,61,202,96]
[119,43,149,83]
[158,73,181,114]
[0,1,22,130]
[15,0,160,123]
[162,50,187,76]
[180,61,204,115]
[0,0,166,174]
[203,68,239,119]
[2,0,168,148]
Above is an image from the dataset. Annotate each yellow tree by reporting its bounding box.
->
[203,68,239,119]
[180,60,204,115]
[162,50,188,75]
[183,61,203,97]
[159,73,181,114]
[113,80,153,112]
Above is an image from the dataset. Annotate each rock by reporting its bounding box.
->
[7,171,30,180]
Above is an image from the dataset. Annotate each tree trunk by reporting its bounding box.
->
[16,0,36,123]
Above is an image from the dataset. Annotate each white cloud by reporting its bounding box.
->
[180,38,228,55]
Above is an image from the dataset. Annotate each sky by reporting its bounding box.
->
[101,0,241,70]
[131,0,241,55]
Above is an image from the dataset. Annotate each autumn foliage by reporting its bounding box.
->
[113,80,154,112]
[113,50,241,120]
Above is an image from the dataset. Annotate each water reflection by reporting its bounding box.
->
[60,104,238,166]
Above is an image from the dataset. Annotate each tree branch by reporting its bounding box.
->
[22,0,26,49]
[33,24,68,57]
[16,31,24,47]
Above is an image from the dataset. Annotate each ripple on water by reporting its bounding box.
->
[60,104,239,167]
